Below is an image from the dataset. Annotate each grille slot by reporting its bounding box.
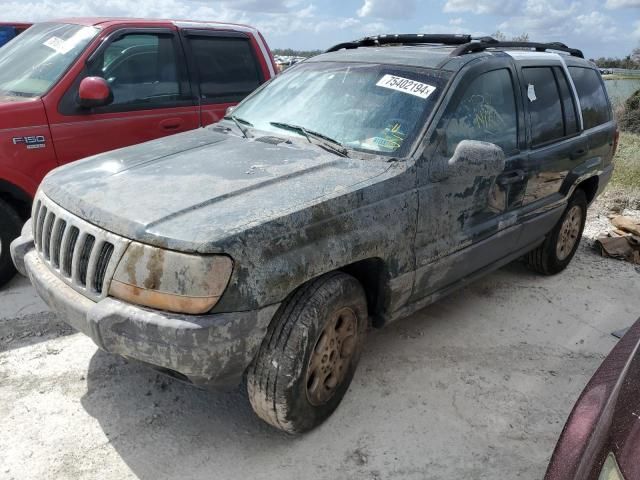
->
[94,243,114,293]
[32,192,130,301]
[35,206,47,249]
[78,235,96,287]
[50,219,67,268]
[42,212,55,259]
[63,227,79,277]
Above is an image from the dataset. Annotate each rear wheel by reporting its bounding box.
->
[0,198,22,288]
[247,272,368,434]
[525,189,587,275]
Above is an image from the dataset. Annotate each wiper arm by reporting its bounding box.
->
[223,115,253,139]
[270,122,349,158]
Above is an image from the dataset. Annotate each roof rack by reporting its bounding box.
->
[325,34,584,59]
[451,37,584,58]
[325,34,472,53]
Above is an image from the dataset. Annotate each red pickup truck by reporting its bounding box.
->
[0,18,276,286]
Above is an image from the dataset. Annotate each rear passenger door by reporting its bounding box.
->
[519,65,586,207]
[181,31,265,126]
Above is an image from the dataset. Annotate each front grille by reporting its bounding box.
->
[32,193,130,302]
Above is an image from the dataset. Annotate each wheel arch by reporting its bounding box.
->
[338,257,390,328]
[574,175,599,205]
[0,179,32,220]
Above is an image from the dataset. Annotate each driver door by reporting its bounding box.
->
[411,63,527,302]
[48,29,199,164]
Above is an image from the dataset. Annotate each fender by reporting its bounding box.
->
[210,167,417,317]
[560,155,604,201]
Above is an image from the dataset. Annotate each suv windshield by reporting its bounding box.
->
[0,23,98,98]
[232,61,450,157]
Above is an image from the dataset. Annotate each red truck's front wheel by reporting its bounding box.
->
[0,198,21,287]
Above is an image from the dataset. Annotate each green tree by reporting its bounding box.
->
[491,31,529,42]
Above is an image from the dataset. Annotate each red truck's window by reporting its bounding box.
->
[0,23,97,98]
[87,33,189,108]
[187,35,263,104]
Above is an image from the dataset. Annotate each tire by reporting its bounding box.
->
[0,198,22,288]
[525,189,587,275]
[247,272,368,434]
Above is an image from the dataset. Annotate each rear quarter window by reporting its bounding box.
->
[568,67,611,129]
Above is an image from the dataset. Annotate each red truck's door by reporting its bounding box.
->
[44,28,199,164]
[180,29,272,127]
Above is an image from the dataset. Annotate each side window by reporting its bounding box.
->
[444,68,518,155]
[522,67,565,147]
[186,35,263,104]
[446,69,518,155]
[553,67,579,136]
[568,67,611,129]
[87,33,186,108]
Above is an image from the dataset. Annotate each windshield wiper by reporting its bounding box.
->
[223,115,253,139]
[270,122,349,158]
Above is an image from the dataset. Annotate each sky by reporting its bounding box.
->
[3,0,640,58]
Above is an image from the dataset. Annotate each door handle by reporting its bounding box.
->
[497,170,525,186]
[570,148,587,160]
[160,118,183,131]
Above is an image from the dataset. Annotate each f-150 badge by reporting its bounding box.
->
[12,135,46,150]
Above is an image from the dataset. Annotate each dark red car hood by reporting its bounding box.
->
[545,317,640,480]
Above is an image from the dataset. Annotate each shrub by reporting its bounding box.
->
[618,89,640,134]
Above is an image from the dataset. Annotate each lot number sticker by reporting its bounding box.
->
[376,74,436,99]
[43,37,75,54]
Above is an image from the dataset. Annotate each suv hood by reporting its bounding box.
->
[42,128,392,252]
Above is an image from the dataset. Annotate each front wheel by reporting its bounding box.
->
[247,272,368,434]
[0,198,22,288]
[525,189,587,275]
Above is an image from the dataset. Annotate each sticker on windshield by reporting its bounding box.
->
[43,36,75,55]
[376,74,436,99]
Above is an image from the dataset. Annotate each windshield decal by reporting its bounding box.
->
[43,36,77,54]
[376,74,436,99]
[42,27,95,55]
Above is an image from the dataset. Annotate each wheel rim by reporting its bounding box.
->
[556,205,583,261]
[305,307,358,406]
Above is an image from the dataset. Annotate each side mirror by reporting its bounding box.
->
[432,140,506,181]
[224,106,236,117]
[77,76,113,108]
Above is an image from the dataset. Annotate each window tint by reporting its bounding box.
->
[523,67,565,146]
[568,66,611,129]
[553,67,579,136]
[88,33,185,107]
[188,35,262,103]
[444,68,518,155]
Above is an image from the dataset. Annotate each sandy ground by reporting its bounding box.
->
[1,205,639,480]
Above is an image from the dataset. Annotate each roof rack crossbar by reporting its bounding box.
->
[450,39,584,58]
[325,34,472,53]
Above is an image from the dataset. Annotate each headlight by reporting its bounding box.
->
[599,453,625,480]
[108,242,233,314]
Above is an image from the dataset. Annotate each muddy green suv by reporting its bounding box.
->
[11,35,616,433]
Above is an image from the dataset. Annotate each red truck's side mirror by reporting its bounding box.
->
[78,77,113,108]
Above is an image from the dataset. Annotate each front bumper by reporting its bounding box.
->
[11,233,279,387]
